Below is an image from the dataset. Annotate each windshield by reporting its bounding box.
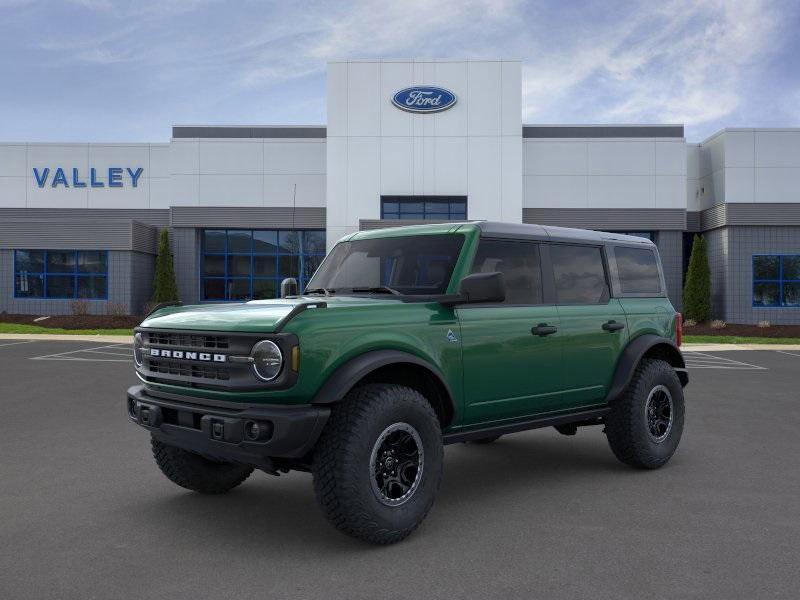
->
[307,234,465,296]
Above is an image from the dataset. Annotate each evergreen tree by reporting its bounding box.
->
[683,234,711,322]
[152,229,179,303]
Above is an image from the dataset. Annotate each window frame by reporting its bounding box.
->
[200,228,326,302]
[609,244,665,298]
[464,237,548,307]
[380,196,467,221]
[13,250,109,300]
[752,254,800,308]
[546,242,613,306]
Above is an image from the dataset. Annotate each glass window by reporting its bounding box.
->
[470,240,542,304]
[753,255,800,307]
[381,196,467,221]
[615,246,661,294]
[550,245,609,305]
[308,234,464,296]
[13,250,108,299]
[200,229,326,301]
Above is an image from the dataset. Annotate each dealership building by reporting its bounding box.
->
[1,59,799,323]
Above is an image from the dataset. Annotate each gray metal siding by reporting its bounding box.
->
[523,208,687,230]
[359,219,451,231]
[686,212,701,232]
[0,208,169,227]
[131,221,159,254]
[522,125,684,138]
[654,230,683,310]
[0,249,150,315]
[172,126,326,139]
[172,228,200,305]
[0,220,137,251]
[723,226,800,325]
[170,206,326,229]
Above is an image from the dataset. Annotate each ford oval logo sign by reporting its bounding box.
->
[392,86,457,113]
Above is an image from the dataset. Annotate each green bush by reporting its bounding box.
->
[683,234,711,322]
[151,229,179,303]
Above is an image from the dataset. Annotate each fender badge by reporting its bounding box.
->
[446,329,458,343]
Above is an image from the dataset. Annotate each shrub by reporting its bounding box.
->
[70,299,90,316]
[757,320,771,329]
[152,229,179,303]
[710,319,726,329]
[683,234,711,323]
[683,318,697,328]
[106,302,127,317]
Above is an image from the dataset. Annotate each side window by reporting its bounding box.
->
[550,245,609,304]
[615,246,662,294]
[470,239,542,304]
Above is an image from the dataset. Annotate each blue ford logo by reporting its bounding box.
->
[392,86,457,113]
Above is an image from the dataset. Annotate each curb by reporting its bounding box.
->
[683,343,800,351]
[0,333,133,343]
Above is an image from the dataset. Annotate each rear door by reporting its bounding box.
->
[457,238,563,426]
[546,243,628,409]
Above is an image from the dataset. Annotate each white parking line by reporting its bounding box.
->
[0,340,36,349]
[776,350,800,358]
[31,343,132,363]
[683,351,767,370]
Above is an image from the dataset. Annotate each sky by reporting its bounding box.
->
[1,0,798,143]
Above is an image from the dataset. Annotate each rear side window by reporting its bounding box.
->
[550,245,609,304]
[615,246,662,294]
[470,239,543,304]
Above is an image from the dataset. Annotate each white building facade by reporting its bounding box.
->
[1,59,799,323]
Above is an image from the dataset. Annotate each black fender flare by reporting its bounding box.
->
[311,349,456,419]
[605,335,688,404]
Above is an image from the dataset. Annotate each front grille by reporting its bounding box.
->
[145,331,230,350]
[147,358,230,382]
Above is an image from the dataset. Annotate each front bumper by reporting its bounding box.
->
[127,385,330,467]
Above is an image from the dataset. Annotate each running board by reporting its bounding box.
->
[442,407,611,445]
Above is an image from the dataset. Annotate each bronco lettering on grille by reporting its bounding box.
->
[149,348,226,362]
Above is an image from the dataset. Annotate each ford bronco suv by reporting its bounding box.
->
[128,222,688,544]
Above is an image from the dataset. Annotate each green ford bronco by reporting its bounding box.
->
[128,221,688,544]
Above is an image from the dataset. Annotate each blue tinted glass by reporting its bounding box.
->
[303,231,326,254]
[15,272,44,297]
[227,230,252,253]
[204,230,226,253]
[253,230,278,253]
[399,202,424,213]
[753,256,779,280]
[279,231,301,253]
[382,202,398,213]
[782,256,800,280]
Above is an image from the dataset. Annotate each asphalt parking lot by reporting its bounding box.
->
[1,340,799,600]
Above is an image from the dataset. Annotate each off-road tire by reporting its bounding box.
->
[151,437,253,494]
[470,434,502,444]
[312,384,443,544]
[605,358,684,469]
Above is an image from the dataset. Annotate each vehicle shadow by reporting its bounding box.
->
[131,430,630,553]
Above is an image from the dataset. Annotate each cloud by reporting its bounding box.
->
[1,0,797,141]
[520,0,788,134]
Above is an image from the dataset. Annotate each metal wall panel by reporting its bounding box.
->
[169,206,326,229]
[0,208,169,226]
[0,220,135,250]
[522,208,687,230]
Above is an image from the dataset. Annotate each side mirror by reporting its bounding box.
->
[456,272,506,304]
[280,277,298,298]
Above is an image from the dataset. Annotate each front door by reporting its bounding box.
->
[458,239,563,426]
[547,243,628,408]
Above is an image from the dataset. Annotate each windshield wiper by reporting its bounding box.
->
[304,287,334,296]
[350,286,402,296]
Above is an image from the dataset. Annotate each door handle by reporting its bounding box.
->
[531,324,558,336]
[602,320,625,332]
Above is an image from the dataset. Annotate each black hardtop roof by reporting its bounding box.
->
[473,221,655,247]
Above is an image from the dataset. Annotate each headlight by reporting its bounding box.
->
[133,332,144,367]
[251,340,283,381]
